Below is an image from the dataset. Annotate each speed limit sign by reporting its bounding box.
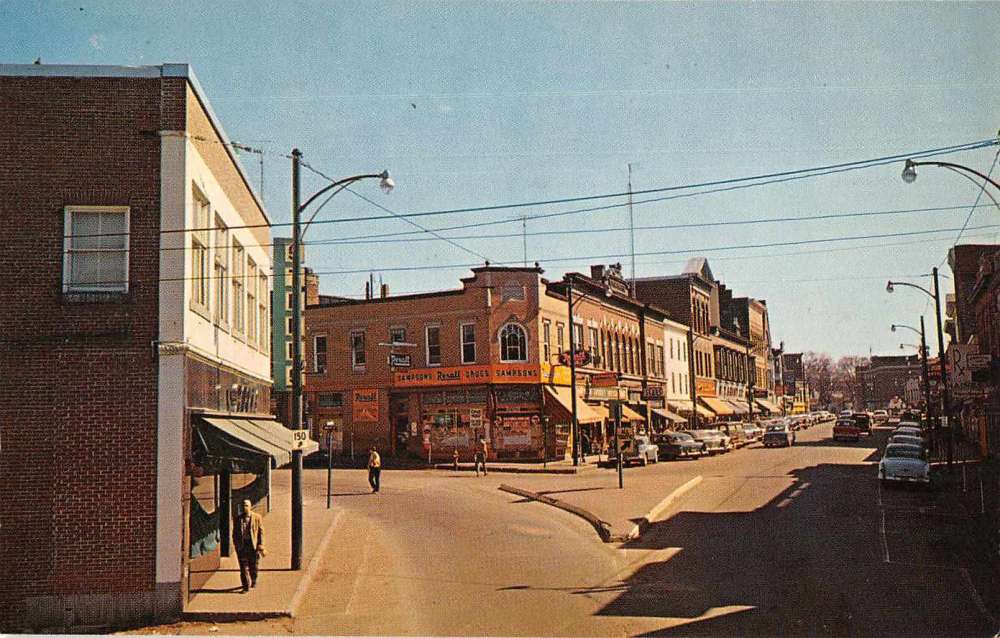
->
[292,430,311,449]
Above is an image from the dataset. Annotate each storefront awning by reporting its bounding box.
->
[194,416,318,473]
[668,400,714,418]
[699,396,734,416]
[755,398,782,414]
[651,408,687,424]
[725,399,750,415]
[621,405,646,422]
[544,386,603,423]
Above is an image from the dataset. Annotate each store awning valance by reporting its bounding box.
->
[699,396,734,416]
[726,399,750,415]
[651,408,687,424]
[193,416,318,473]
[668,400,714,418]
[755,398,782,414]
[544,386,603,423]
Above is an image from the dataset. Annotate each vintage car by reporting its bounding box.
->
[762,422,795,447]
[742,422,763,442]
[613,434,659,466]
[653,431,706,460]
[879,443,930,486]
[833,418,861,442]
[688,429,731,454]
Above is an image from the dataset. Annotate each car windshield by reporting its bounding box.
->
[673,433,693,442]
[885,445,925,460]
[895,428,921,436]
[891,436,922,445]
[766,425,785,432]
[836,421,856,427]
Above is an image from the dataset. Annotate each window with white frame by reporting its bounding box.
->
[313,334,328,372]
[656,344,665,376]
[572,322,584,350]
[556,323,565,357]
[499,323,528,362]
[231,240,245,334]
[63,206,130,293]
[461,323,476,364]
[189,195,211,309]
[350,330,366,369]
[213,216,228,324]
[246,258,258,344]
[426,325,441,366]
[259,273,269,352]
[588,327,599,358]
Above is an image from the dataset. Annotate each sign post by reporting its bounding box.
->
[613,401,624,490]
[324,422,336,509]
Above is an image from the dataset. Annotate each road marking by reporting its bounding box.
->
[960,567,998,627]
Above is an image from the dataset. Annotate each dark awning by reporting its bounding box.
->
[193,416,318,473]
[651,408,687,424]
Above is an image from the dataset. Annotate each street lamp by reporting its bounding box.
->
[892,320,933,425]
[289,149,393,569]
[886,270,952,470]
[901,158,1000,192]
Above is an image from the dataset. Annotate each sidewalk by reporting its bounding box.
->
[491,457,704,541]
[182,469,339,621]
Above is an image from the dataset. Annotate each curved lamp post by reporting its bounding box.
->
[289,149,393,569]
[892,320,933,421]
[902,158,1000,192]
[886,272,951,470]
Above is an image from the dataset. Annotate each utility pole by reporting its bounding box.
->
[746,340,755,424]
[522,215,527,267]
[627,163,636,294]
[932,267,952,471]
[687,327,698,429]
[920,316,933,429]
[290,149,304,570]
[567,279,580,467]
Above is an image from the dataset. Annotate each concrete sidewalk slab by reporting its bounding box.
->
[182,469,340,621]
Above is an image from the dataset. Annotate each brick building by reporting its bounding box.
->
[303,264,686,461]
[853,355,922,411]
[0,64,310,630]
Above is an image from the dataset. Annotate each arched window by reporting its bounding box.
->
[499,323,528,362]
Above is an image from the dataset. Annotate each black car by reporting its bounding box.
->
[653,431,707,460]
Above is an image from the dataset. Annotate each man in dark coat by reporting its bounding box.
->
[232,499,265,592]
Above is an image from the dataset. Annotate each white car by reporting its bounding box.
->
[617,435,659,466]
[888,434,925,449]
[879,443,930,486]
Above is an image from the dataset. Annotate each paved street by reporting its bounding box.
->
[139,423,998,637]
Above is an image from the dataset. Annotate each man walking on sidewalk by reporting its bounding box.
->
[368,446,381,493]
[474,436,489,476]
[232,499,265,593]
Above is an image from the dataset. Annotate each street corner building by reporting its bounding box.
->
[0,64,313,630]
[303,263,696,462]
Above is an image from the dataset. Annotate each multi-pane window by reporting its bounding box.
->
[259,273,269,352]
[572,323,584,349]
[63,206,130,293]
[191,196,210,306]
[426,326,441,365]
[499,323,527,362]
[542,320,551,363]
[232,240,245,334]
[246,258,258,344]
[213,216,228,325]
[656,345,665,376]
[313,335,327,372]
[647,341,656,376]
[390,327,407,343]
[588,327,599,360]
[461,323,476,364]
[556,323,565,357]
[350,330,366,369]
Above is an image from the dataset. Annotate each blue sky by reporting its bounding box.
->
[4,1,1000,357]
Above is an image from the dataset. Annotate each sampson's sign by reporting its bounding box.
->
[393,363,539,388]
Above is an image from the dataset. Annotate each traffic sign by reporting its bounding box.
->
[292,430,311,449]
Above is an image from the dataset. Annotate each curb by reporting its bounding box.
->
[611,475,703,542]
[437,464,578,475]
[499,484,613,541]
[180,509,342,622]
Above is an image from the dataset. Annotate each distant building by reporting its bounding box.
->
[853,355,922,411]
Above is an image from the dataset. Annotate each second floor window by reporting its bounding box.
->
[461,323,476,364]
[500,323,527,362]
[232,240,245,334]
[542,321,551,363]
[426,326,441,365]
[556,323,565,356]
[63,206,130,293]
[314,335,327,372]
[390,326,407,343]
[351,330,366,369]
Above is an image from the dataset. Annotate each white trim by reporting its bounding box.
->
[313,333,328,373]
[425,324,442,366]
[62,205,130,293]
[498,322,529,363]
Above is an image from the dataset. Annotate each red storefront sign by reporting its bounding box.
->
[393,363,539,388]
[352,388,379,422]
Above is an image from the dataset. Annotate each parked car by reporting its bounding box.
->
[614,434,659,466]
[833,418,861,442]
[742,422,763,442]
[839,409,854,419]
[688,429,731,454]
[853,413,872,436]
[897,420,923,431]
[653,431,706,460]
[888,433,926,449]
[879,443,930,486]
[892,426,927,445]
[719,423,747,448]
[763,422,795,447]
[872,409,889,425]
